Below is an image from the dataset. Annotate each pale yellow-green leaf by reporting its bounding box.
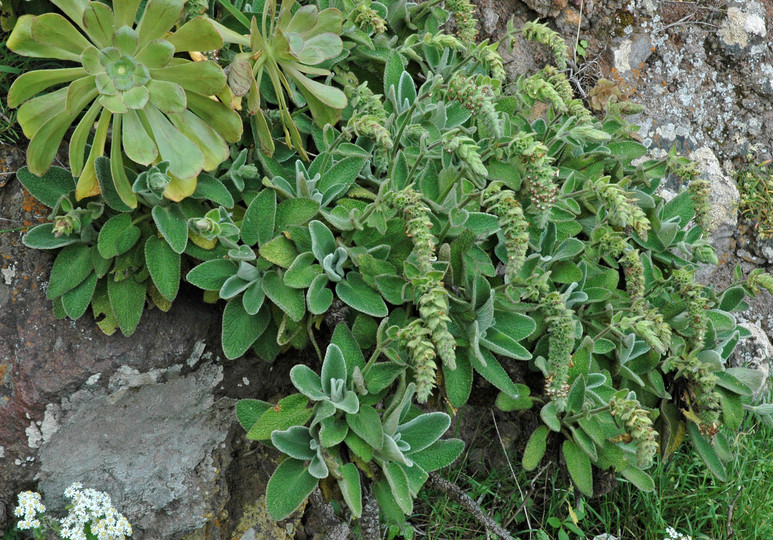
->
[8,67,86,108]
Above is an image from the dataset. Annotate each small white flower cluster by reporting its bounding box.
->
[14,490,45,530]
[59,483,133,540]
[664,526,691,540]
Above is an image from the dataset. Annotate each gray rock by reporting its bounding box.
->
[481,7,499,36]
[731,322,772,397]
[718,2,767,52]
[692,146,739,255]
[521,0,568,18]
[37,363,233,539]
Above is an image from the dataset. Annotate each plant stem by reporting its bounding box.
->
[565,404,611,423]
[426,473,516,540]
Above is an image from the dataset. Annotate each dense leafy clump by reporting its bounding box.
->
[8,0,773,534]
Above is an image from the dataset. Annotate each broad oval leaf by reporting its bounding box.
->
[48,244,93,298]
[145,236,180,302]
[523,426,549,471]
[271,426,316,460]
[336,272,388,317]
[562,440,593,496]
[265,458,318,520]
[399,412,451,455]
[221,297,263,359]
[346,404,383,450]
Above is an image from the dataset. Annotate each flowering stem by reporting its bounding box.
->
[565,404,610,423]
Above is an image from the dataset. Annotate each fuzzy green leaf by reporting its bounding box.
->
[16,166,75,208]
[471,349,523,399]
[242,189,276,246]
[338,463,363,518]
[186,259,237,291]
[495,389,533,412]
[331,323,366,379]
[307,274,333,315]
[272,426,316,460]
[319,415,349,447]
[275,198,321,232]
[364,363,404,394]
[61,271,97,320]
[144,236,180,302]
[24,224,81,250]
[443,350,473,408]
[383,461,413,515]
[236,399,272,431]
[562,440,593,496]
[620,466,655,492]
[346,404,383,450]
[336,272,388,317]
[98,214,141,259]
[523,426,549,471]
[263,271,306,322]
[409,439,464,473]
[48,244,93,298]
[345,431,374,462]
[540,401,561,432]
[247,394,313,441]
[108,275,146,336]
[259,235,298,268]
[265,458,318,520]
[400,412,451,454]
[317,157,365,201]
[221,297,263,359]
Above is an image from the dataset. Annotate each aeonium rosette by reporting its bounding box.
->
[7,0,242,207]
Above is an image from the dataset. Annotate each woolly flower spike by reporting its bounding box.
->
[398,320,438,403]
[352,0,387,33]
[419,284,457,370]
[14,491,45,530]
[523,76,567,112]
[388,188,437,269]
[389,188,457,371]
[540,65,573,102]
[669,352,721,436]
[526,166,559,228]
[620,250,645,302]
[593,178,651,240]
[445,0,478,44]
[481,183,530,282]
[470,41,507,88]
[610,392,659,469]
[522,20,568,70]
[747,269,773,295]
[445,73,502,139]
[688,179,712,232]
[442,131,488,178]
[597,228,629,258]
[673,268,709,350]
[541,292,575,400]
[340,76,393,154]
[422,32,467,53]
[348,115,394,150]
[638,303,672,355]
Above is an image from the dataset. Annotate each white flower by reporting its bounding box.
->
[14,491,45,530]
[663,526,691,540]
[59,484,133,539]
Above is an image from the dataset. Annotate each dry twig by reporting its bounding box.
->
[427,472,516,540]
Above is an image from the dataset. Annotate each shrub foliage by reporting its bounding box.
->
[7,0,773,532]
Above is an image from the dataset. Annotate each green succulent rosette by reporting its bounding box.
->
[219,0,347,159]
[7,0,243,207]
